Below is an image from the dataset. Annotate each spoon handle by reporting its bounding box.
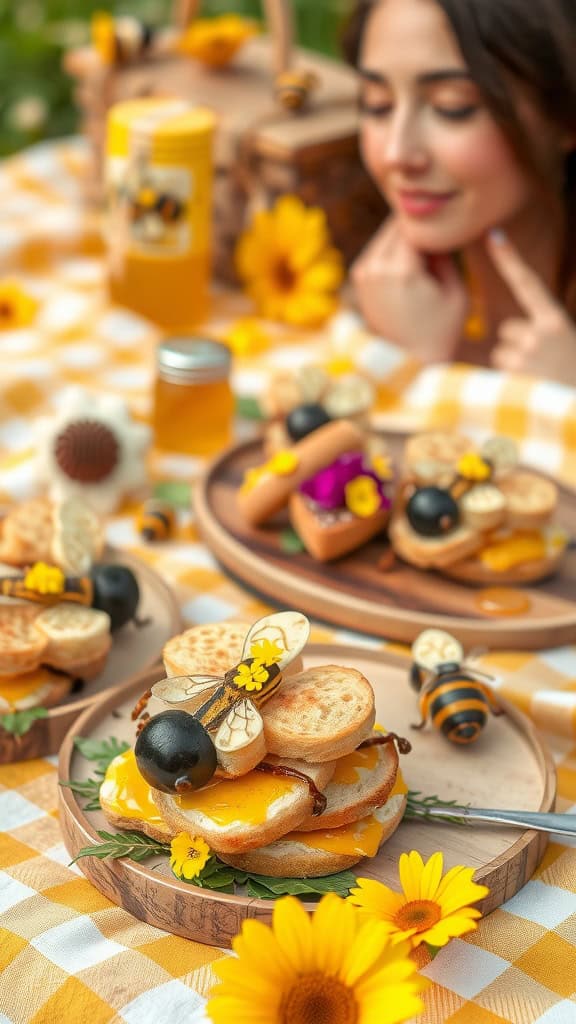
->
[421,805,576,836]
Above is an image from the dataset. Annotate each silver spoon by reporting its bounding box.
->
[415,805,576,837]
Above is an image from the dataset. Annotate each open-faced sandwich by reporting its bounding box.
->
[389,431,568,584]
[100,613,410,877]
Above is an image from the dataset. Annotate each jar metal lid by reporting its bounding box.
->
[157,337,231,383]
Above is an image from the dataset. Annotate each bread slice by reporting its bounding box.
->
[219,794,406,877]
[289,492,389,562]
[152,756,336,854]
[100,749,174,844]
[162,621,248,678]
[0,666,72,712]
[389,513,485,569]
[298,737,398,831]
[0,606,47,675]
[34,604,112,677]
[262,665,375,763]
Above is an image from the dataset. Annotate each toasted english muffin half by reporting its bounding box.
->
[34,604,112,677]
[262,665,375,763]
[162,621,248,678]
[152,756,336,854]
[298,736,398,831]
[0,497,55,566]
[0,606,47,676]
[389,513,485,569]
[219,794,406,877]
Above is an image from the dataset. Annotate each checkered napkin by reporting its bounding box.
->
[0,139,575,1024]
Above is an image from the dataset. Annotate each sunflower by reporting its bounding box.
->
[234,659,269,692]
[349,851,489,949]
[0,279,38,330]
[235,196,344,328]
[345,475,382,518]
[207,893,425,1024]
[170,833,211,881]
[179,15,259,68]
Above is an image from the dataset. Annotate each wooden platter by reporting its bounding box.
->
[194,438,576,650]
[0,550,182,764]
[58,644,555,948]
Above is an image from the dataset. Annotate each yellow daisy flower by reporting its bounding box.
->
[207,893,426,1024]
[234,659,269,692]
[345,475,381,518]
[179,15,259,68]
[170,833,211,881]
[223,317,271,357]
[0,279,38,330]
[269,450,299,476]
[349,850,489,949]
[249,638,283,665]
[24,562,65,596]
[235,195,344,328]
[457,451,491,482]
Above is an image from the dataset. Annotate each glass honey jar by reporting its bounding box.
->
[105,98,215,330]
[153,338,234,456]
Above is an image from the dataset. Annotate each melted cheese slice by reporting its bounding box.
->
[100,749,169,833]
[330,744,380,785]
[0,668,60,712]
[177,772,298,827]
[479,531,546,572]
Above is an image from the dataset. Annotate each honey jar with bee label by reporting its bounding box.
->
[105,98,215,329]
[153,337,234,456]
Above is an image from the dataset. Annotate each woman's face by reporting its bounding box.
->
[358,0,555,252]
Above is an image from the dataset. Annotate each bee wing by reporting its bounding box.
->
[241,610,310,670]
[214,699,266,774]
[151,674,220,712]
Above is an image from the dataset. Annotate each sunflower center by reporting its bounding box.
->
[280,974,358,1024]
[54,420,119,483]
[273,257,296,293]
[394,899,441,932]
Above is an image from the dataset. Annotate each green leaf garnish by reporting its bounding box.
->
[152,480,192,509]
[235,395,264,421]
[70,830,170,866]
[280,527,305,554]
[191,859,357,900]
[405,790,470,826]
[0,706,48,737]
[73,736,130,775]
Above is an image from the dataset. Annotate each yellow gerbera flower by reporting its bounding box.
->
[349,851,489,949]
[345,475,381,518]
[179,15,259,68]
[170,833,211,881]
[234,658,269,692]
[223,317,271,357]
[457,451,491,482]
[235,195,344,328]
[207,893,425,1024]
[0,279,38,330]
[249,638,283,665]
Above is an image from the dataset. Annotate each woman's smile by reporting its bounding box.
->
[394,188,459,217]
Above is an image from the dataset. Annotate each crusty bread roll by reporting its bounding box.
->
[262,665,375,763]
[152,756,336,854]
[289,492,389,562]
[298,736,398,831]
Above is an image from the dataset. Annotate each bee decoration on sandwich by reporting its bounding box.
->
[0,562,141,632]
[274,70,319,111]
[409,628,503,745]
[137,499,176,542]
[134,611,310,795]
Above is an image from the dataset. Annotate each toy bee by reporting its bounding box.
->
[137,500,176,542]
[410,628,502,745]
[275,70,319,111]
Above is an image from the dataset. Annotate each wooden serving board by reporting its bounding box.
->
[58,645,555,948]
[0,551,182,764]
[194,438,576,650]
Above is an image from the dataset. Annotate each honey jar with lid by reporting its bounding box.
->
[105,98,215,330]
[153,337,234,456]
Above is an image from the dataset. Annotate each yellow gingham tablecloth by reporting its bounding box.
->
[0,139,576,1024]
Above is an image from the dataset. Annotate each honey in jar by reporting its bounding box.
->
[153,338,234,456]
[105,98,215,330]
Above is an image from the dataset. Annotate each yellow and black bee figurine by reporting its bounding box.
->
[410,628,502,745]
[137,500,176,542]
[275,70,319,111]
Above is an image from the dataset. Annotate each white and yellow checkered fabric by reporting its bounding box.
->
[0,139,575,1024]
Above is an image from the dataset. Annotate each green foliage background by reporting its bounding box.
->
[0,0,352,157]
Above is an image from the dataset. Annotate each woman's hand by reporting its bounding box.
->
[351,217,468,363]
[488,229,576,383]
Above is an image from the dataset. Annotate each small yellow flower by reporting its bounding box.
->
[345,475,381,518]
[91,11,116,64]
[170,833,211,881]
[0,280,38,330]
[236,195,344,328]
[223,317,270,358]
[269,450,299,476]
[24,562,66,596]
[207,893,426,1024]
[372,453,394,480]
[234,658,269,692]
[179,15,259,68]
[457,451,491,482]
[348,850,489,949]
[250,638,283,665]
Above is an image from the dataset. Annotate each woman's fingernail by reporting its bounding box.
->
[490,228,506,244]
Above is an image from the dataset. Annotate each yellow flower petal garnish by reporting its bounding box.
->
[348,850,489,949]
[24,562,66,595]
[179,15,259,68]
[223,317,270,357]
[170,833,211,881]
[0,279,38,330]
[269,450,299,476]
[233,658,269,692]
[207,893,426,1024]
[457,451,491,482]
[249,638,283,665]
[235,195,344,328]
[345,475,381,518]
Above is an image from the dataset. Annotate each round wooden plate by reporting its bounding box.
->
[0,550,182,764]
[194,438,576,650]
[58,644,555,948]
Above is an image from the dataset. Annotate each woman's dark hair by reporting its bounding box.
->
[343,0,576,299]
